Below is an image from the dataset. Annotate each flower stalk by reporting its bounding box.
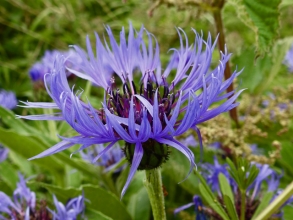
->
[254,181,293,220]
[213,3,239,126]
[144,168,166,220]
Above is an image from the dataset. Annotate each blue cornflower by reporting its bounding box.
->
[201,156,236,194]
[13,173,36,211]
[19,24,242,197]
[284,45,293,72]
[0,90,17,110]
[0,192,21,220]
[174,195,207,220]
[49,194,85,220]
[0,90,17,163]
[178,135,198,148]
[181,159,293,219]
[0,173,36,220]
[29,49,83,84]
[80,143,125,172]
[0,173,85,220]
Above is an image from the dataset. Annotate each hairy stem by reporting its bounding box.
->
[144,169,166,220]
[213,5,239,126]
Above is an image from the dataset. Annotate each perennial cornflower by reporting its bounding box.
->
[29,50,83,84]
[284,44,293,72]
[0,173,86,220]
[48,194,85,220]
[80,143,125,172]
[0,90,17,110]
[0,173,49,220]
[0,90,17,162]
[0,145,9,163]
[174,195,207,220]
[175,158,293,219]
[201,156,236,194]
[19,24,242,197]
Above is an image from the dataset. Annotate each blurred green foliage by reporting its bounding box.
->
[1,0,293,219]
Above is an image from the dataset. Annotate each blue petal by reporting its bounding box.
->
[121,142,143,198]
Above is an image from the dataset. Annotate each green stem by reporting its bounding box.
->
[240,190,246,220]
[84,80,92,99]
[254,181,293,220]
[143,169,166,220]
[44,108,58,141]
[213,5,239,127]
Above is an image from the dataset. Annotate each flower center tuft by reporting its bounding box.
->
[104,76,177,128]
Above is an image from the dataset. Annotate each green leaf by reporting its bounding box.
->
[163,150,199,194]
[28,182,132,220]
[195,170,216,200]
[0,106,38,135]
[122,172,151,220]
[283,205,293,220]
[232,37,293,94]
[0,161,19,190]
[196,171,230,220]
[251,191,274,219]
[218,173,234,205]
[232,48,272,93]
[0,127,101,180]
[8,151,33,175]
[0,127,64,173]
[127,187,150,220]
[279,141,293,176]
[280,0,293,8]
[223,195,239,220]
[0,180,13,195]
[228,0,281,55]
[254,182,293,220]
[198,184,230,220]
[85,209,113,220]
[245,165,259,189]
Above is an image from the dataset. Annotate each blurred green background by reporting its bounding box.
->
[1,0,293,219]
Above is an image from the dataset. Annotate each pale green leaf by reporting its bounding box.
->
[251,191,274,219]
[198,184,230,220]
[223,195,239,220]
[218,173,235,205]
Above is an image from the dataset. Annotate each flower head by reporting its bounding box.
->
[20,24,242,197]
[201,156,236,194]
[13,173,36,210]
[0,173,85,220]
[174,195,207,220]
[49,194,85,220]
[0,90,17,110]
[0,145,9,163]
[180,158,292,219]
[80,143,125,172]
[29,49,82,84]
[0,173,50,220]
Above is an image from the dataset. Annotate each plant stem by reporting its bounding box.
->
[44,108,58,141]
[213,5,239,126]
[254,181,293,220]
[144,169,166,220]
[240,190,246,220]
